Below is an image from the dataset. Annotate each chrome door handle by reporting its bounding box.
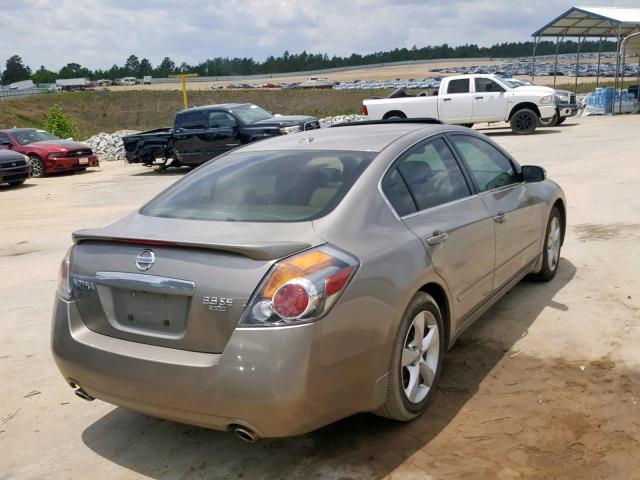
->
[427,231,449,246]
[494,212,506,224]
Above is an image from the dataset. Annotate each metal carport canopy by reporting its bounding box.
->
[532,6,640,38]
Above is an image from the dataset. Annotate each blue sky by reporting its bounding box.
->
[1,0,638,70]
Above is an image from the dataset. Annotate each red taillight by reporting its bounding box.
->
[362,104,368,116]
[325,267,355,296]
[273,282,311,319]
[240,246,359,326]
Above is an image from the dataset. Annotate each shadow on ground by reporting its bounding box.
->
[133,167,193,177]
[480,128,562,137]
[82,259,577,479]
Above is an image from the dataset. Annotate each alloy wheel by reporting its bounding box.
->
[401,311,440,404]
[547,216,561,271]
[29,157,44,177]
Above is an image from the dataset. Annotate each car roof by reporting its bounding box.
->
[180,103,249,113]
[1,128,39,133]
[239,123,449,153]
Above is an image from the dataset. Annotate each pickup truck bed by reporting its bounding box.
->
[122,128,173,166]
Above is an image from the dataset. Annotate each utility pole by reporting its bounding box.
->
[169,73,198,109]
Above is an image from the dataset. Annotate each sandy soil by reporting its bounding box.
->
[1,115,640,479]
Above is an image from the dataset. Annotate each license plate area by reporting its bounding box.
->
[79,157,89,165]
[111,288,189,336]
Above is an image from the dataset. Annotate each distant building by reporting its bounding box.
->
[55,78,90,92]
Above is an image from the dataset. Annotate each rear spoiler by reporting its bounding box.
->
[72,230,311,261]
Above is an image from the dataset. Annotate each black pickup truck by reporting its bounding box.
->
[123,103,320,169]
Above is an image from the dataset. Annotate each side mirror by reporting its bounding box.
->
[521,165,546,182]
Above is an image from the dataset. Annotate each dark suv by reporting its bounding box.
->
[0,150,30,187]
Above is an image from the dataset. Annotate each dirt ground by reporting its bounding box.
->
[1,115,639,479]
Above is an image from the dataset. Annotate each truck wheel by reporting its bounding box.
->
[510,109,537,135]
[538,112,558,127]
[383,111,406,120]
[556,116,567,125]
[28,155,45,177]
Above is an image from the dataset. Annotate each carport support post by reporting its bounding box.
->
[619,42,627,114]
[574,36,582,95]
[596,36,603,88]
[553,36,561,89]
[531,36,540,82]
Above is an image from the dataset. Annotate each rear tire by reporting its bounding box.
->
[8,180,25,186]
[28,155,45,177]
[510,109,538,135]
[461,123,474,128]
[375,292,444,421]
[529,207,562,282]
[538,112,558,127]
[556,116,567,125]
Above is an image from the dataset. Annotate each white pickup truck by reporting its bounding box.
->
[362,74,557,134]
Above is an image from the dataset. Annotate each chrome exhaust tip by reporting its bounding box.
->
[232,425,257,443]
[74,388,94,402]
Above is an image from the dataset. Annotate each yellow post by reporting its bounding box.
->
[169,73,198,110]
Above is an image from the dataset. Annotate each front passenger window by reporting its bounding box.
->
[208,112,238,129]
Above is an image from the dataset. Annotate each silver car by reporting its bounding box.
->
[52,120,565,441]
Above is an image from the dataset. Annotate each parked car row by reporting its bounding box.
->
[432,53,637,78]
[0,128,99,187]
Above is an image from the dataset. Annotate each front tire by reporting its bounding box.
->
[28,155,45,177]
[556,116,567,125]
[8,180,25,186]
[375,292,444,421]
[461,123,474,128]
[510,109,538,135]
[529,207,562,282]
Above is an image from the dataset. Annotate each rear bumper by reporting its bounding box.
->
[51,296,378,437]
[45,155,99,173]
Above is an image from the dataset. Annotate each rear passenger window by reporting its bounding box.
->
[176,111,206,130]
[447,79,470,94]
[450,135,518,192]
[381,169,417,217]
[384,138,471,214]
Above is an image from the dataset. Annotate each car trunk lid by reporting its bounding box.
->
[69,213,323,353]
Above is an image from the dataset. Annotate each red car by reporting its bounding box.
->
[0,128,99,177]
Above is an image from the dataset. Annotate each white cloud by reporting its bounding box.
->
[1,0,638,70]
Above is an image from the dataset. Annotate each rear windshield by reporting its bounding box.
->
[141,150,376,222]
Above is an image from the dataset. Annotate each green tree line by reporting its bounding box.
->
[1,40,618,85]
